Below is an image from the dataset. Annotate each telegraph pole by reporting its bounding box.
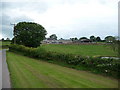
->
[10,23,16,44]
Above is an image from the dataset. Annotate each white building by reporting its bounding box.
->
[41,39,72,44]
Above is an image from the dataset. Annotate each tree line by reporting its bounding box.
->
[1,35,117,43]
[49,34,117,43]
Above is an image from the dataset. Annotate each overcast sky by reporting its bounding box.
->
[0,0,119,40]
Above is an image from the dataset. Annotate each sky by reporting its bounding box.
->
[0,0,119,40]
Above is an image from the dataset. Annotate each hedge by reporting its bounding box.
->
[9,44,120,78]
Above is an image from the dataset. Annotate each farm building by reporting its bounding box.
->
[80,39,92,43]
[58,39,72,44]
[73,39,92,43]
[41,38,72,44]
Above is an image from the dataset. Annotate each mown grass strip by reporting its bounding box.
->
[7,52,118,88]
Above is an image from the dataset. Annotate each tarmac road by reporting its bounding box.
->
[0,49,11,89]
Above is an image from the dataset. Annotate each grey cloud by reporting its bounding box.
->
[1,1,49,39]
[99,0,107,5]
[1,13,34,39]
[2,25,13,39]
[2,14,12,25]
[2,12,33,25]
[12,16,34,24]
[48,20,118,40]
[1,2,44,39]
[2,2,49,14]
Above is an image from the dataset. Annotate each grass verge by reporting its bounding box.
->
[7,52,118,88]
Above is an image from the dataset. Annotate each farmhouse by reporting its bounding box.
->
[41,38,94,44]
[41,39,57,44]
[58,39,72,44]
[73,39,92,44]
[41,38,72,44]
[80,39,92,43]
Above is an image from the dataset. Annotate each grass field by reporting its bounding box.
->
[38,44,117,57]
[0,41,11,46]
[7,52,118,88]
[0,41,11,49]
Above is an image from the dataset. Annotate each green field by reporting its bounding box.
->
[0,41,11,49]
[0,41,11,46]
[38,44,117,57]
[7,52,118,88]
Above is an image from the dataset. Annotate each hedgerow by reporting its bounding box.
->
[9,44,120,78]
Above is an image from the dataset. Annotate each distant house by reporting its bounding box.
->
[41,38,72,44]
[80,39,92,43]
[41,39,57,44]
[73,39,92,43]
[58,39,72,44]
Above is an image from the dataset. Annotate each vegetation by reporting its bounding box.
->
[0,41,11,49]
[110,39,120,57]
[105,36,115,43]
[12,22,47,47]
[7,51,118,88]
[9,44,119,78]
[39,44,117,57]
[96,37,101,42]
[49,34,57,40]
[90,36,96,42]
[0,41,11,46]
[70,37,78,41]
[79,37,88,40]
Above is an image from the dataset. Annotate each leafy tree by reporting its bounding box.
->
[6,38,10,41]
[12,22,47,47]
[60,38,64,40]
[110,37,120,57]
[90,36,96,42]
[74,37,78,40]
[49,34,57,40]
[79,37,88,40]
[96,37,101,42]
[70,37,78,41]
[118,41,120,57]
[105,36,115,43]
[1,38,4,41]
[70,38,74,41]
[104,36,120,57]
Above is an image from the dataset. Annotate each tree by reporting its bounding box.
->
[70,38,74,41]
[90,36,96,42]
[110,37,120,57]
[70,37,78,41]
[79,37,88,40]
[12,22,47,47]
[60,38,64,40]
[1,38,4,41]
[6,38,10,41]
[96,37,101,42]
[105,36,115,43]
[49,34,57,40]
[74,37,78,40]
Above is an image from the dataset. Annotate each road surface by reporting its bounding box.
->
[0,49,11,89]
